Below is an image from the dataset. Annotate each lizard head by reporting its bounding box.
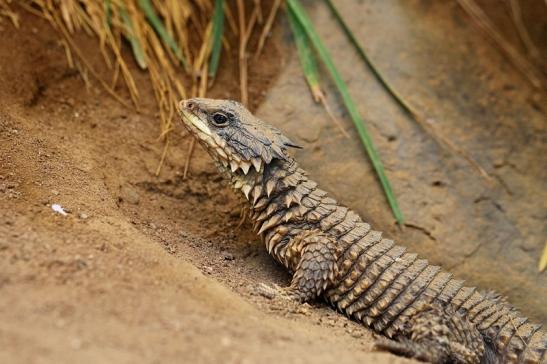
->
[178,98,301,175]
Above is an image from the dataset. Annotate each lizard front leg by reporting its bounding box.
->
[260,230,340,302]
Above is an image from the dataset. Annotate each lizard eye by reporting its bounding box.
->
[212,112,229,127]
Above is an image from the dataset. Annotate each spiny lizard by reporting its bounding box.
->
[178,98,546,364]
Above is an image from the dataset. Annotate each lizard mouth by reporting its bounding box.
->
[178,100,212,136]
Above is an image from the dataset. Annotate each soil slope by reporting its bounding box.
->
[0,8,414,364]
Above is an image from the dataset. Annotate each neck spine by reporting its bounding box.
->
[222,158,311,258]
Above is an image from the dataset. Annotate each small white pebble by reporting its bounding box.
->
[51,204,68,216]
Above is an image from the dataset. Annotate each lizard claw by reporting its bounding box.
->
[255,283,295,300]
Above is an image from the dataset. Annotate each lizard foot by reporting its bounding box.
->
[374,337,448,363]
[255,283,299,301]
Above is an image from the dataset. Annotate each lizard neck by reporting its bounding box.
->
[219,157,323,270]
[227,157,312,268]
[219,157,300,210]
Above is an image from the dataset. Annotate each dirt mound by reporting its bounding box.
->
[0,9,416,364]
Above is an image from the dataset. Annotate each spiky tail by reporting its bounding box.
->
[323,227,546,363]
[475,292,546,364]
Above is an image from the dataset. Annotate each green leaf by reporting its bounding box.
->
[323,0,414,118]
[286,0,404,225]
[104,0,112,28]
[119,3,147,69]
[209,0,225,78]
[287,8,321,94]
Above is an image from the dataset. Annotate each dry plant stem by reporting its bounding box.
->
[183,138,197,179]
[416,115,494,183]
[194,22,213,76]
[237,1,260,106]
[317,94,350,138]
[199,62,209,98]
[457,0,543,89]
[61,1,141,107]
[25,3,134,108]
[0,1,20,27]
[52,12,132,109]
[60,40,74,67]
[237,0,248,106]
[253,0,263,23]
[323,0,493,183]
[243,6,259,47]
[13,1,43,18]
[155,138,170,176]
[224,2,238,36]
[508,0,542,63]
[255,0,282,57]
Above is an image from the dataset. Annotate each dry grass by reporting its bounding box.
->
[18,0,211,137]
[457,0,545,90]
[2,1,280,138]
[1,0,282,175]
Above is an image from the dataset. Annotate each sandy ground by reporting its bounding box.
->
[0,1,545,364]
[0,7,417,364]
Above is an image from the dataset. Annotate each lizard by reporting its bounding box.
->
[178,97,546,364]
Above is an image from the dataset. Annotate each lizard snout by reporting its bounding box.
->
[180,99,198,112]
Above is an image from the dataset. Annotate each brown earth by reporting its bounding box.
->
[0,1,545,364]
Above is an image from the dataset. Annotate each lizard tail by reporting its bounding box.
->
[474,292,546,364]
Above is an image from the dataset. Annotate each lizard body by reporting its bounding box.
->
[178,98,546,364]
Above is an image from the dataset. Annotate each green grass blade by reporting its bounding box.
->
[324,0,493,183]
[208,0,224,78]
[104,0,112,28]
[287,0,403,225]
[137,0,188,70]
[323,0,415,118]
[119,4,147,69]
[287,8,321,94]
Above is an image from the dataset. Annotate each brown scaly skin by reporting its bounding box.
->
[178,98,546,364]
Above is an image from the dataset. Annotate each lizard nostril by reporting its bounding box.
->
[185,101,195,110]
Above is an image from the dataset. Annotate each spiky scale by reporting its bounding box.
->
[253,197,268,210]
[342,244,403,313]
[266,179,276,197]
[230,160,238,173]
[233,178,244,189]
[252,185,262,204]
[258,213,282,235]
[284,211,293,223]
[348,246,407,316]
[335,239,394,306]
[451,286,477,311]
[437,278,464,304]
[241,184,252,199]
[240,161,251,175]
[251,157,262,172]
